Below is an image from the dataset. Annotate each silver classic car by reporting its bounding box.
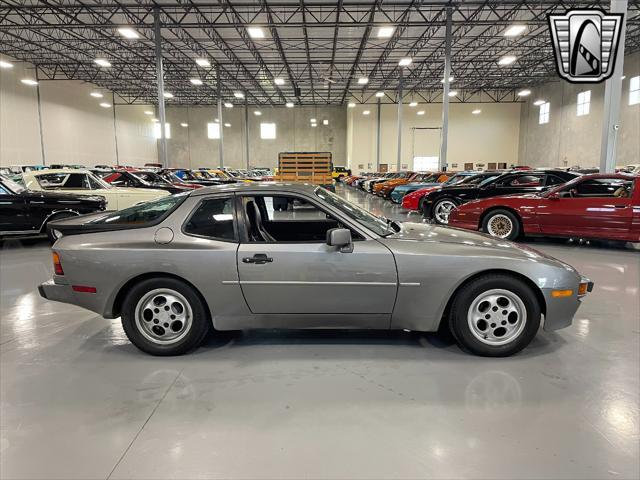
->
[39,183,592,357]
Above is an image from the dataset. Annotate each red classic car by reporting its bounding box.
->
[448,174,639,243]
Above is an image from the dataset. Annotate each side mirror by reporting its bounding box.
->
[326,228,353,253]
[548,192,560,200]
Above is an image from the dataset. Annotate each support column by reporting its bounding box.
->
[216,65,224,168]
[396,69,403,172]
[112,91,120,166]
[35,68,46,165]
[244,96,250,170]
[599,0,628,173]
[376,98,381,170]
[153,9,168,168]
[440,6,453,172]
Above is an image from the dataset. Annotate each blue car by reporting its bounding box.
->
[389,171,482,204]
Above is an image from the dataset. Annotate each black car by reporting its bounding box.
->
[101,170,191,194]
[422,169,579,224]
[0,175,106,242]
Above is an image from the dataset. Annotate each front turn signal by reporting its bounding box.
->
[52,252,64,276]
[551,289,573,298]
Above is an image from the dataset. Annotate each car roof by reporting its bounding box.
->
[575,173,638,180]
[30,168,92,175]
[190,182,320,197]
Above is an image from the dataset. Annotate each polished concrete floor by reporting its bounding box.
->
[1,186,639,480]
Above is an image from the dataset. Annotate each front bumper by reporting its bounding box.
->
[541,277,593,331]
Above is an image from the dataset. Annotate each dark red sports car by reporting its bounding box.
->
[448,174,639,243]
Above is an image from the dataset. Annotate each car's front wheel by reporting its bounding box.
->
[432,198,458,224]
[121,277,211,355]
[449,274,541,357]
[482,209,521,240]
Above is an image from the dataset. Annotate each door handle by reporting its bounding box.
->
[242,253,273,265]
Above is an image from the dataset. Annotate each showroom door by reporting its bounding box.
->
[236,194,398,315]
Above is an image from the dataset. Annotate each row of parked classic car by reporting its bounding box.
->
[0,166,273,242]
[341,167,640,244]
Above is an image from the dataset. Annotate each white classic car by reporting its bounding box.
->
[22,169,169,210]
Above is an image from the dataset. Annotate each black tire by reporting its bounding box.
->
[448,274,541,357]
[481,209,521,241]
[431,197,459,224]
[121,277,211,356]
[44,211,78,244]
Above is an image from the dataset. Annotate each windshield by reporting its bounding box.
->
[133,172,169,185]
[89,192,188,225]
[1,175,26,194]
[36,171,111,190]
[314,187,393,236]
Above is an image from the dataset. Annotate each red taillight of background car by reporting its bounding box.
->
[52,252,64,275]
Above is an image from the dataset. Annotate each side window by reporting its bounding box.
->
[184,196,236,241]
[36,173,68,188]
[546,175,567,186]
[506,175,543,187]
[573,179,634,198]
[0,185,9,194]
[242,195,362,243]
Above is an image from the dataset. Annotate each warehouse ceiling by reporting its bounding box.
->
[1,1,639,106]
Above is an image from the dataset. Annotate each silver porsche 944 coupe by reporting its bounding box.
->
[39,183,592,357]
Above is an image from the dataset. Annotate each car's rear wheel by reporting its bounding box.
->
[432,198,458,224]
[482,209,521,240]
[449,274,541,357]
[121,277,211,355]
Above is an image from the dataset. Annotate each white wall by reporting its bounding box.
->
[347,102,521,172]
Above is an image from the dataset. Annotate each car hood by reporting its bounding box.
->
[397,182,440,191]
[28,190,106,203]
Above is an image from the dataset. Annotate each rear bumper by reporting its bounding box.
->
[39,279,108,317]
[39,279,74,304]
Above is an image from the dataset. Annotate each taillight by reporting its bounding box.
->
[52,252,64,276]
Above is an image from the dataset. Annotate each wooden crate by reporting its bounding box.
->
[274,152,333,185]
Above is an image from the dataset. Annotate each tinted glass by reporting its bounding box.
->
[90,193,188,225]
[574,178,634,198]
[184,197,236,240]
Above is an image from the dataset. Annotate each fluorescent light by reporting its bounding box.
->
[498,55,517,66]
[190,78,203,85]
[323,119,329,125]
[357,77,369,85]
[533,99,546,106]
[144,110,153,115]
[621,75,626,80]
[377,26,395,38]
[441,76,454,83]
[224,123,231,127]
[94,58,111,68]
[21,79,38,86]
[362,110,370,115]
[195,58,211,68]
[448,91,458,97]
[310,118,316,123]
[247,27,265,39]
[254,110,262,116]
[517,89,531,97]
[417,110,425,115]
[152,118,159,122]
[472,109,481,115]
[163,92,174,98]
[348,102,356,108]
[286,102,294,108]
[180,123,188,127]
[409,101,418,107]
[207,122,220,139]
[224,102,233,108]
[375,91,384,98]
[117,27,139,39]
[311,123,317,127]
[398,57,412,67]
[99,102,111,108]
[0,60,14,69]
[274,77,285,86]
[504,25,526,37]
[234,92,244,99]
[90,92,103,98]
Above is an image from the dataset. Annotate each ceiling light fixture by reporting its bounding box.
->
[362,110,370,115]
[117,27,139,39]
[504,25,527,37]
[357,77,369,85]
[190,78,203,85]
[163,92,174,98]
[21,79,38,86]
[0,60,14,69]
[247,27,265,39]
[441,76,454,83]
[498,55,517,66]
[472,109,482,115]
[152,118,159,122]
[323,119,329,125]
[375,91,384,98]
[99,102,111,108]
[417,110,425,115]
[224,102,233,108]
[94,58,111,68]
[310,118,317,123]
[348,102,356,108]
[224,123,231,127]
[144,110,153,115]
[195,58,211,68]
[254,110,262,116]
[398,57,412,67]
[181,123,188,127]
[234,92,245,99]
[286,102,294,108]
[533,99,546,106]
[90,92,104,98]
[377,26,395,38]
[409,101,418,107]
[517,89,531,97]
[448,91,458,97]
[274,77,285,86]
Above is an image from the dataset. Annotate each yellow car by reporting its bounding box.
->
[332,166,352,181]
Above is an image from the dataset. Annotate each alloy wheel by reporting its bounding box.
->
[134,288,193,345]
[487,214,514,238]
[467,289,527,346]
[434,199,457,224]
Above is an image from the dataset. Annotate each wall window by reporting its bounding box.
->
[630,76,640,106]
[207,122,220,139]
[153,123,171,139]
[260,122,276,139]
[577,90,591,116]
[538,102,550,124]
